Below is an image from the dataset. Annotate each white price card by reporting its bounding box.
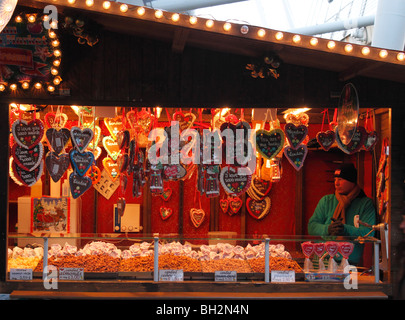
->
[159,269,184,281]
[271,270,295,283]
[215,271,237,282]
[9,268,33,280]
[59,268,84,280]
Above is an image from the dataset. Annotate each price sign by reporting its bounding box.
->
[10,268,33,280]
[215,271,237,282]
[271,270,295,283]
[59,268,84,280]
[159,269,184,281]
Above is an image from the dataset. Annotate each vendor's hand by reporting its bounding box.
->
[328,218,344,236]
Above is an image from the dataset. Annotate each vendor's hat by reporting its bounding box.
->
[334,163,357,183]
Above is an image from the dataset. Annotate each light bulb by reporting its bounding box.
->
[28,15,36,23]
[275,32,283,40]
[361,47,370,55]
[137,7,145,16]
[10,84,17,90]
[292,35,301,43]
[47,85,55,92]
[15,16,22,23]
[379,50,388,58]
[102,1,111,9]
[257,29,266,38]
[22,82,29,89]
[51,68,58,75]
[53,60,61,67]
[397,52,405,61]
[155,10,163,19]
[54,50,61,57]
[120,4,128,12]
[310,38,318,46]
[67,0,76,4]
[206,19,214,28]
[34,83,42,90]
[344,44,353,53]
[171,13,180,22]
[189,16,197,25]
[85,0,93,7]
[327,41,336,49]
[223,22,231,31]
[52,39,59,47]
[0,84,5,91]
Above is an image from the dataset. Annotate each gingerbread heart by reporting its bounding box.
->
[255,128,285,160]
[316,130,335,151]
[246,196,271,220]
[12,142,43,171]
[70,150,94,177]
[160,188,172,201]
[12,157,43,187]
[173,111,196,131]
[160,207,173,220]
[284,123,308,149]
[45,151,70,182]
[137,110,153,134]
[126,110,137,130]
[70,126,94,152]
[301,242,315,258]
[12,119,44,150]
[46,128,71,154]
[251,175,272,198]
[102,157,120,181]
[228,196,242,215]
[103,136,121,161]
[44,112,68,129]
[104,116,123,140]
[338,242,354,259]
[335,126,367,154]
[363,131,378,151]
[85,125,101,150]
[69,172,92,199]
[163,164,187,181]
[284,145,308,171]
[325,241,339,257]
[190,208,205,228]
[220,199,229,213]
[220,166,252,196]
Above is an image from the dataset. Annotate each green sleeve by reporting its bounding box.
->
[344,198,377,237]
[308,196,333,236]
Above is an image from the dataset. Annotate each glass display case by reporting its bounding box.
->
[7,233,382,285]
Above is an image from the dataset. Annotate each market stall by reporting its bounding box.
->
[1,0,405,299]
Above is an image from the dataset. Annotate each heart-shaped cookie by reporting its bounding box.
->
[160,188,172,201]
[103,136,121,161]
[220,166,252,196]
[284,123,308,149]
[70,150,94,177]
[70,126,94,152]
[69,172,92,199]
[228,196,242,215]
[160,207,173,220]
[85,125,101,150]
[102,157,120,181]
[255,128,285,160]
[44,112,68,129]
[338,242,354,259]
[246,196,271,220]
[284,145,308,171]
[250,175,272,198]
[325,241,339,257]
[316,130,335,151]
[12,119,44,150]
[173,111,196,131]
[46,128,71,154]
[363,131,378,151]
[45,151,70,182]
[219,199,229,213]
[301,242,315,258]
[12,142,43,171]
[163,164,187,181]
[126,110,137,130]
[313,243,325,258]
[137,110,153,134]
[104,116,123,140]
[335,126,367,154]
[11,157,43,187]
[190,208,205,228]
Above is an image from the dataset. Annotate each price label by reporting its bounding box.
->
[215,271,237,282]
[59,268,84,280]
[159,269,184,281]
[9,268,33,280]
[271,270,295,283]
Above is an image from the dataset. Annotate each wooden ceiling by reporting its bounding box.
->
[16,0,405,84]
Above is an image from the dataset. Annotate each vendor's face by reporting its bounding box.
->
[334,177,355,195]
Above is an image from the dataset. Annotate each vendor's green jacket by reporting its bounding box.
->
[308,190,377,265]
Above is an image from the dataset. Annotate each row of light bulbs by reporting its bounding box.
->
[0,13,63,93]
[69,0,405,63]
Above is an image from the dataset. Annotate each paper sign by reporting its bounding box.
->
[9,268,33,280]
[159,269,184,281]
[59,268,84,280]
[271,270,295,283]
[215,271,237,282]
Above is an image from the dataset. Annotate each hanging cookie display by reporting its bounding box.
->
[284,123,308,149]
[104,116,123,141]
[160,206,173,220]
[246,196,271,220]
[46,128,71,154]
[12,118,44,150]
[45,151,70,183]
[12,142,44,172]
[316,109,335,151]
[228,196,243,216]
[190,208,205,228]
[362,109,378,151]
[220,165,252,196]
[11,157,44,187]
[70,126,94,152]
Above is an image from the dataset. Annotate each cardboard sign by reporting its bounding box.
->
[159,270,184,281]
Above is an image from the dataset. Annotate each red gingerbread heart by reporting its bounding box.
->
[228,196,242,215]
[316,130,335,151]
[160,207,173,220]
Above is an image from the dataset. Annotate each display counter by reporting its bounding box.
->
[3,233,390,299]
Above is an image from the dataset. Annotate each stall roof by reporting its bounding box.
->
[15,0,405,84]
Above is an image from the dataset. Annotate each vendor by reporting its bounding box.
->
[308,163,377,265]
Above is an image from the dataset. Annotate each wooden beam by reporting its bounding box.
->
[172,28,190,53]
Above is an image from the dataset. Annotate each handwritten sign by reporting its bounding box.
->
[159,269,184,281]
[215,271,237,282]
[59,268,84,280]
[271,270,295,283]
[10,268,33,280]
